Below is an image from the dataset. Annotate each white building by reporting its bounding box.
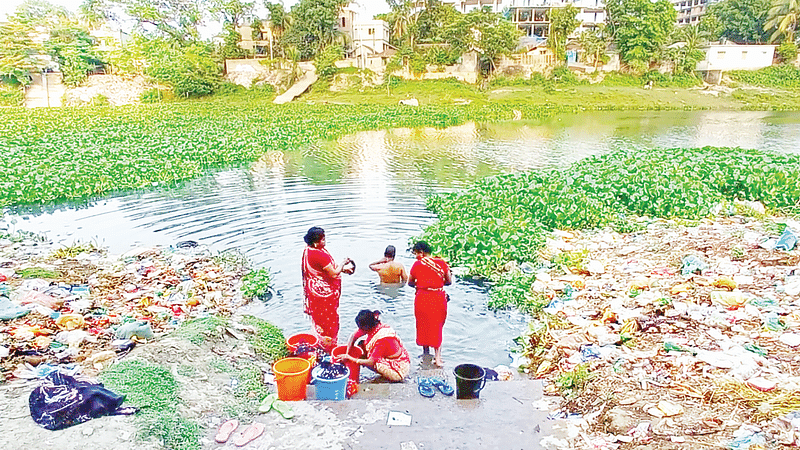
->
[506,0,605,39]
[696,43,776,83]
[673,0,709,25]
[337,4,393,58]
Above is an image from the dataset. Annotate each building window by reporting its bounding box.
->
[341,17,346,28]
[368,28,374,35]
[741,51,748,60]
[717,51,726,60]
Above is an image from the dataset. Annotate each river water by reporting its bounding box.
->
[5,110,800,368]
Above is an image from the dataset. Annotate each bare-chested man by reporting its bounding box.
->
[368,245,408,284]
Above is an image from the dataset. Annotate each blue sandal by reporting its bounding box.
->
[430,377,454,396]
[417,377,435,398]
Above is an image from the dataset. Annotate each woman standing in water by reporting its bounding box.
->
[302,227,353,352]
[407,241,452,367]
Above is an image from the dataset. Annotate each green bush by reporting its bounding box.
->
[777,41,799,64]
[0,83,23,106]
[140,88,173,103]
[314,44,343,81]
[728,65,800,89]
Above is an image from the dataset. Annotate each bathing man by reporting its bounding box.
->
[369,245,408,284]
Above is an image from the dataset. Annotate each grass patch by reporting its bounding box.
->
[16,267,60,278]
[173,316,229,345]
[50,241,102,259]
[240,315,288,363]
[100,359,200,450]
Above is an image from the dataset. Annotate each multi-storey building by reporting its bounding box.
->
[409,0,507,13]
[506,0,605,39]
[337,4,393,58]
[673,0,708,25]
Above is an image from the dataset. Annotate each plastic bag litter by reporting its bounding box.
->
[776,228,798,251]
[115,321,155,340]
[728,425,766,450]
[0,296,30,320]
[680,255,707,275]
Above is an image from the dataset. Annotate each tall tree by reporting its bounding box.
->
[100,0,209,45]
[548,5,580,63]
[578,26,611,70]
[606,0,676,72]
[282,0,348,60]
[46,26,103,85]
[443,7,520,74]
[0,21,39,85]
[667,24,709,74]
[416,2,459,43]
[10,0,72,27]
[765,0,799,43]
[702,0,770,43]
[210,0,254,27]
[387,1,418,47]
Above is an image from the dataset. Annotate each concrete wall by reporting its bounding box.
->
[392,51,480,84]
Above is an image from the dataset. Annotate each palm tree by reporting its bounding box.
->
[391,1,418,47]
[765,0,799,43]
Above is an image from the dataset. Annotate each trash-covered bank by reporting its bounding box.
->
[513,209,800,449]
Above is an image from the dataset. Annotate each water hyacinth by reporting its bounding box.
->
[419,146,800,277]
[0,102,561,209]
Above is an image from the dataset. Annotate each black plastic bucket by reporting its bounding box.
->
[454,364,486,399]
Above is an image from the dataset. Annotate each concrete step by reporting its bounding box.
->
[303,378,559,450]
[273,70,318,105]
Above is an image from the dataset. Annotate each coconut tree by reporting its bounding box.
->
[765,0,799,42]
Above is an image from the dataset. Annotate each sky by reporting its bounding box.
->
[0,0,391,24]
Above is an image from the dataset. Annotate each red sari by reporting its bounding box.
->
[355,324,411,382]
[302,246,341,351]
[410,256,449,348]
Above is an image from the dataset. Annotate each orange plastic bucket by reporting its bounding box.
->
[331,345,363,382]
[286,333,319,353]
[273,357,311,401]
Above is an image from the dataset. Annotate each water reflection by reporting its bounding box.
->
[5,110,800,367]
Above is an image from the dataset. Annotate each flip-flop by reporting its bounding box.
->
[234,422,265,447]
[417,377,435,398]
[258,392,278,413]
[214,419,239,443]
[430,377,454,396]
[272,399,295,419]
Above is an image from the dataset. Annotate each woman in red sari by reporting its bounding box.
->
[408,241,452,367]
[302,227,353,352]
[340,309,410,382]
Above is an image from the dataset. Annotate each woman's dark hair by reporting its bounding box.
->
[412,241,432,254]
[384,245,396,258]
[355,309,380,331]
[304,227,325,245]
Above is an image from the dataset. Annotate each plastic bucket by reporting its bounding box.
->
[454,364,486,399]
[286,333,319,353]
[311,366,350,401]
[273,357,311,401]
[331,345,363,382]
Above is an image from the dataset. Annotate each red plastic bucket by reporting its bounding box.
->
[286,333,319,353]
[331,345,363,382]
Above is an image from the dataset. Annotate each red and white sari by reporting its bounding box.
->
[302,246,341,352]
[366,325,410,382]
